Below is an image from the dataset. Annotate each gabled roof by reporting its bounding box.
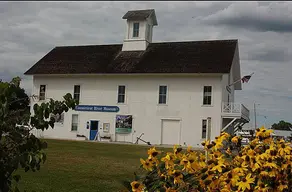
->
[122,9,158,25]
[24,39,238,75]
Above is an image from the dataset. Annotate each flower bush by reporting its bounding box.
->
[129,127,292,192]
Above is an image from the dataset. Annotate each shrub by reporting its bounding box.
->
[129,127,292,192]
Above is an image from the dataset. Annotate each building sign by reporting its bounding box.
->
[115,115,133,133]
[75,105,120,113]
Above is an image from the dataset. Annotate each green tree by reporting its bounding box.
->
[271,120,292,131]
[0,77,78,191]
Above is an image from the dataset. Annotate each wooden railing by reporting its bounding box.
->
[222,102,250,120]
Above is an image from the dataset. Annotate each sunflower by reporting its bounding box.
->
[231,136,239,144]
[147,147,160,157]
[140,158,153,171]
[130,181,144,192]
[254,183,270,192]
[236,173,255,191]
[172,170,183,185]
[278,142,291,156]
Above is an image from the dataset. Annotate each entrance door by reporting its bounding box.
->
[161,119,181,145]
[90,120,99,140]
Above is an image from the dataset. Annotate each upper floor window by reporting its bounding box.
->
[39,85,46,100]
[133,23,139,37]
[74,85,80,103]
[158,85,167,104]
[202,119,207,139]
[203,86,212,105]
[117,85,126,103]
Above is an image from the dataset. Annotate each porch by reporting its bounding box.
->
[221,102,250,134]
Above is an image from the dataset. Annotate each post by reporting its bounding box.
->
[254,103,257,130]
[205,117,211,162]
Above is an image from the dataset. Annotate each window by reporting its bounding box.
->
[71,114,78,131]
[158,85,167,104]
[73,85,80,103]
[39,85,46,100]
[117,85,126,103]
[203,86,212,105]
[202,119,207,139]
[133,22,139,37]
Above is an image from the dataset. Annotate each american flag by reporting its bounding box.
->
[241,74,252,83]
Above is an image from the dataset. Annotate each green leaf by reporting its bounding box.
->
[13,175,21,183]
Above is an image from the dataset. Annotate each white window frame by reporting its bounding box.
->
[202,119,207,139]
[133,22,139,37]
[202,85,212,106]
[39,85,46,101]
[71,114,78,131]
[158,85,168,105]
[117,85,126,104]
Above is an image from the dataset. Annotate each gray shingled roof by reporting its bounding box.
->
[122,9,158,25]
[24,40,238,75]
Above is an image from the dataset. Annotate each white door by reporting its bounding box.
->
[161,119,181,145]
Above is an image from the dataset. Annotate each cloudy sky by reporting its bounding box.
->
[1,1,292,128]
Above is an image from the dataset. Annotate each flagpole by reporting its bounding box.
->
[228,72,254,87]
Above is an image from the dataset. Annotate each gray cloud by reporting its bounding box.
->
[0,1,292,126]
[200,2,292,33]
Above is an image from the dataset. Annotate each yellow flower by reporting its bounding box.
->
[233,164,248,175]
[147,147,160,157]
[263,159,278,169]
[140,158,153,171]
[278,183,288,191]
[231,136,239,144]
[172,170,183,184]
[130,181,144,192]
[230,174,240,187]
[278,142,291,156]
[255,183,270,192]
[236,173,255,191]
[147,155,159,166]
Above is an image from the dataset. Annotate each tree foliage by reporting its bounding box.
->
[271,120,292,131]
[0,77,78,192]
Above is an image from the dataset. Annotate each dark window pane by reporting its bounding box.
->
[74,85,80,93]
[203,86,212,105]
[159,95,166,104]
[202,120,207,139]
[39,85,46,100]
[91,121,98,130]
[118,95,125,103]
[74,94,80,102]
[118,86,125,94]
[133,23,139,37]
[159,86,167,94]
[204,86,211,93]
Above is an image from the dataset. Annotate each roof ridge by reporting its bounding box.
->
[152,39,238,44]
[55,43,122,48]
[54,39,237,49]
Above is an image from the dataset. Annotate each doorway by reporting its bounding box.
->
[90,120,99,140]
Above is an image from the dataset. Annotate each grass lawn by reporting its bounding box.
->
[16,139,160,192]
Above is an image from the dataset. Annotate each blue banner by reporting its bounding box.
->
[75,105,120,113]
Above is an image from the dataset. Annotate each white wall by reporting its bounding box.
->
[31,74,223,147]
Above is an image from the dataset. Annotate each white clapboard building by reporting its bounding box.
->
[24,9,250,147]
